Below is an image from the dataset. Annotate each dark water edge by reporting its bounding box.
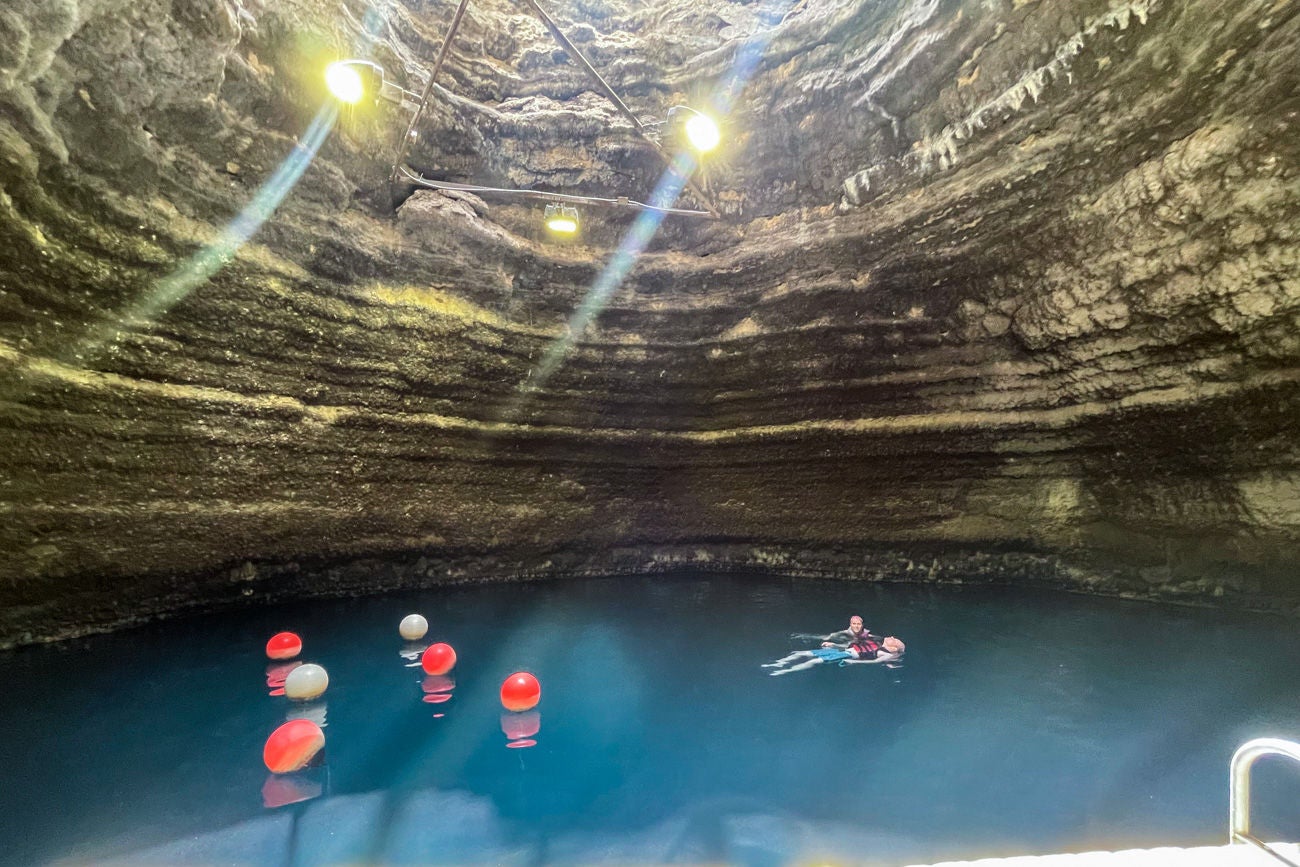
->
[6,543,1300,651]
[0,574,1298,866]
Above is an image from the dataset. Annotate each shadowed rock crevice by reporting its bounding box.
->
[2,0,1299,646]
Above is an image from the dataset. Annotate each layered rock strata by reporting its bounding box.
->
[2,0,1299,645]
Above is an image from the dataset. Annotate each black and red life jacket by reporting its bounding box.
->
[851,637,882,658]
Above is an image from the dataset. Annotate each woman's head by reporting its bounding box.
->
[882,636,905,653]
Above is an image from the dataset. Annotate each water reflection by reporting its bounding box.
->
[261,766,326,809]
[501,710,541,749]
[265,660,302,696]
[286,699,329,728]
[422,674,455,706]
[399,641,427,667]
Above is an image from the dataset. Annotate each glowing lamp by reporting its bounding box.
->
[325,59,385,105]
[421,642,457,676]
[684,112,721,153]
[500,671,541,712]
[284,663,329,700]
[266,632,302,660]
[399,614,428,641]
[263,719,325,774]
[666,105,721,153]
[544,203,579,235]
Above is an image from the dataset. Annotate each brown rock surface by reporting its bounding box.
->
[2,0,1299,645]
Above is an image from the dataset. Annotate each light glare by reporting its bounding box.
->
[325,62,365,104]
[684,113,720,153]
[546,217,578,234]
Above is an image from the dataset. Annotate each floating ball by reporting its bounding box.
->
[263,719,325,773]
[266,632,302,660]
[284,663,329,700]
[421,643,457,676]
[500,672,540,712]
[399,614,429,641]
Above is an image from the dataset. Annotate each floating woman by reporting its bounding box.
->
[762,636,905,676]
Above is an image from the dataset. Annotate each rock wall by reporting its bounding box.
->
[2,0,1299,646]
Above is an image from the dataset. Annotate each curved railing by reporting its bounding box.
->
[1229,737,1300,864]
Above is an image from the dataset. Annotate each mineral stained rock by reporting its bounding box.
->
[2,0,1299,645]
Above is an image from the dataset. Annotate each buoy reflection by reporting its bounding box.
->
[266,660,302,696]
[501,710,541,749]
[286,699,328,728]
[421,674,455,709]
[400,641,428,666]
[261,768,324,808]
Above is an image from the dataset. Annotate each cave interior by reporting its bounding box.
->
[2,0,1300,647]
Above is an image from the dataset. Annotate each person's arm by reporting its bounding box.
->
[820,630,851,647]
[843,652,896,665]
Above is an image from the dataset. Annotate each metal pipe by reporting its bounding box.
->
[399,167,715,217]
[1229,737,1300,844]
[515,0,720,218]
[389,0,473,186]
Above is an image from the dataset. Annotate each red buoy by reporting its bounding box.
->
[421,643,457,676]
[263,719,325,773]
[266,632,302,660]
[500,672,541,712]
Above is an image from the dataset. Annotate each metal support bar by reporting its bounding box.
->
[515,0,720,218]
[389,0,473,187]
[386,0,722,219]
[399,166,715,217]
[1229,737,1300,858]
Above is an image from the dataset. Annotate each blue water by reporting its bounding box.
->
[0,576,1298,866]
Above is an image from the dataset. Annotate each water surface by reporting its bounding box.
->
[0,576,1297,865]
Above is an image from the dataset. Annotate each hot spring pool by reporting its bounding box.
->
[1,575,1297,866]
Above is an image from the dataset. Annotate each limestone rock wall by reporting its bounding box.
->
[1,0,1299,645]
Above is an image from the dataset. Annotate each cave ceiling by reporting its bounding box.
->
[2,0,1299,644]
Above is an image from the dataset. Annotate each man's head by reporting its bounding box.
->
[849,616,864,634]
[882,636,905,654]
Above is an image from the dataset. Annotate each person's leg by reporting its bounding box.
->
[761,650,814,668]
[769,657,824,676]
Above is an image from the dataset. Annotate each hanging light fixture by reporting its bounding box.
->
[667,106,721,154]
[325,60,417,106]
[543,203,580,235]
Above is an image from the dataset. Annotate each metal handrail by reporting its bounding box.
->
[1229,737,1300,864]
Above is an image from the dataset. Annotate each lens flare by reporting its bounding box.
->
[684,113,720,153]
[325,62,365,104]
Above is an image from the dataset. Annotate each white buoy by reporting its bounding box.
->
[399,614,429,641]
[284,663,329,700]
